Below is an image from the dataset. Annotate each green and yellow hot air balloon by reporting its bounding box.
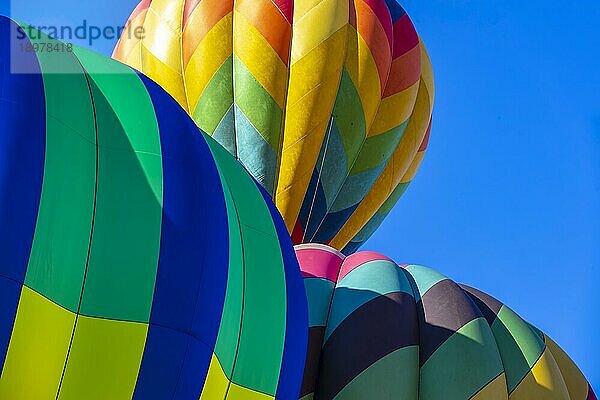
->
[0,18,307,399]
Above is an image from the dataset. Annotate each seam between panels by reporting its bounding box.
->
[221,179,247,400]
[169,193,212,399]
[399,267,422,400]
[464,289,537,398]
[231,3,239,162]
[138,1,152,81]
[179,0,192,114]
[304,23,357,244]
[507,344,547,396]
[301,117,334,243]
[271,0,295,203]
[307,19,415,243]
[312,249,347,397]
[54,66,100,400]
[468,370,506,399]
[302,16,352,243]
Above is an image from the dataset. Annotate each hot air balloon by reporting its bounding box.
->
[0,17,307,399]
[296,244,596,400]
[113,0,434,253]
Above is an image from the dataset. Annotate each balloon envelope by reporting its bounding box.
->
[0,17,307,399]
[296,244,596,400]
[114,0,434,253]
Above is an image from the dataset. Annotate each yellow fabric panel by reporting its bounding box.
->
[233,11,288,108]
[420,41,435,111]
[143,1,184,70]
[141,45,189,109]
[344,26,382,131]
[184,14,233,113]
[510,348,570,400]
[294,0,324,21]
[58,315,147,400]
[276,26,348,231]
[386,83,431,179]
[119,40,144,71]
[401,151,426,183]
[200,354,230,400]
[546,337,589,400]
[112,11,148,69]
[368,81,419,137]
[284,28,347,106]
[471,373,509,400]
[330,44,434,249]
[226,383,274,400]
[0,287,75,400]
[290,0,348,64]
[140,0,187,109]
[183,0,233,65]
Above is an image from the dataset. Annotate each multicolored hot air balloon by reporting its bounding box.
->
[296,244,596,400]
[113,0,434,253]
[0,18,307,399]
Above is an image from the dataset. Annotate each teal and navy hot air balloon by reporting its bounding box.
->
[296,244,596,400]
[0,17,307,399]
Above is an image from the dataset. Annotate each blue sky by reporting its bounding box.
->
[370,0,599,387]
[4,0,599,389]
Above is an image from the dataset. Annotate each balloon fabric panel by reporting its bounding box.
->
[0,17,307,399]
[295,244,595,400]
[114,0,434,253]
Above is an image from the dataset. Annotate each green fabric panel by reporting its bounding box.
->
[74,48,163,322]
[192,57,234,136]
[333,346,419,400]
[420,318,504,400]
[212,162,244,378]
[526,322,546,344]
[332,68,366,171]
[233,56,283,152]
[350,120,409,174]
[491,305,546,392]
[205,137,287,396]
[23,29,96,312]
[379,182,410,214]
[328,164,385,213]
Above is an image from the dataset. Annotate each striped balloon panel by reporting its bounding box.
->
[294,0,420,245]
[295,244,595,400]
[232,0,292,195]
[0,19,307,400]
[329,40,434,251]
[342,117,431,254]
[462,285,594,400]
[114,0,432,253]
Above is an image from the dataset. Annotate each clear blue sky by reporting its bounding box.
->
[370,0,599,387]
[4,0,599,389]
